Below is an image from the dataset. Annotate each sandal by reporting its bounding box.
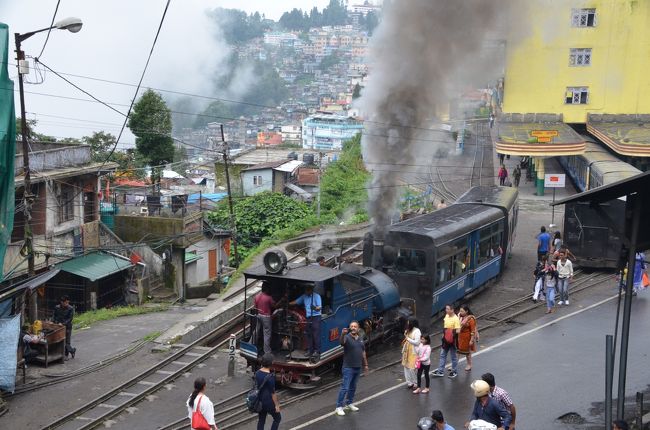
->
[421,388,429,393]
[465,366,472,371]
[412,388,421,394]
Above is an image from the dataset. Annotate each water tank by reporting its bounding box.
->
[303,153,315,165]
[287,152,298,160]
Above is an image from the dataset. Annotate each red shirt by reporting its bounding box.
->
[254,293,275,316]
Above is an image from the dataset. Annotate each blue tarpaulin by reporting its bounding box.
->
[187,193,226,204]
[0,314,20,393]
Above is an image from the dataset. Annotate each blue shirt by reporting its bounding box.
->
[537,232,551,253]
[255,370,276,412]
[471,397,512,429]
[295,292,322,317]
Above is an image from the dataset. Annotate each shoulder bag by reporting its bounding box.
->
[191,395,211,430]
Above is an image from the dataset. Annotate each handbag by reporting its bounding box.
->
[246,373,272,413]
[415,358,421,369]
[191,395,211,430]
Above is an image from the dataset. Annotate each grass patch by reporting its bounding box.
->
[143,331,162,342]
[73,304,169,329]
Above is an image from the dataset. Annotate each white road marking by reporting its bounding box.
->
[290,294,617,430]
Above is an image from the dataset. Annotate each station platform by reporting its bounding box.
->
[283,287,650,429]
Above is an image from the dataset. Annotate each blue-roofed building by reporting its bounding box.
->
[302,113,363,151]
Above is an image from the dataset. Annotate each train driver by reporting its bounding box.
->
[290,284,322,361]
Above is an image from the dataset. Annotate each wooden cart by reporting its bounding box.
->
[33,321,66,367]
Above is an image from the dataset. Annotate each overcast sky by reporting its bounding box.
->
[1,0,332,146]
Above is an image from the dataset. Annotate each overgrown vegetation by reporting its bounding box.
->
[73,304,169,329]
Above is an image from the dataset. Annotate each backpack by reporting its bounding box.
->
[442,328,456,347]
[246,372,272,413]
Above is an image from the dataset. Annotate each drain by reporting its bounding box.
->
[558,412,586,424]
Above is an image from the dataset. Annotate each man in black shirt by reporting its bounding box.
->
[335,320,368,416]
[53,295,76,359]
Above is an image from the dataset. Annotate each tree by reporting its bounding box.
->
[16,117,56,142]
[207,192,312,261]
[320,53,340,71]
[127,89,175,186]
[83,131,116,161]
[364,11,380,35]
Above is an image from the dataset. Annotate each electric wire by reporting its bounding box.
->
[35,0,61,60]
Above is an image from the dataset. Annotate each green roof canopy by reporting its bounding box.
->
[185,252,202,264]
[56,252,133,281]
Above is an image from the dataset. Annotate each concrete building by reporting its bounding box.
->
[302,113,363,150]
[240,159,303,196]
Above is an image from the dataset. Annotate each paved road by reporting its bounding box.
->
[283,287,649,430]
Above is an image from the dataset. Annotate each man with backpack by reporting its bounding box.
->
[433,304,461,379]
[251,353,281,430]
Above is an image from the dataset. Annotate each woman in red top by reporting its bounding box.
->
[457,304,478,371]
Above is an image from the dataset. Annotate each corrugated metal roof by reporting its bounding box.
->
[56,252,133,281]
[185,253,203,264]
[275,159,303,173]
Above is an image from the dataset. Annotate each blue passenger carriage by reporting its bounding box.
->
[379,186,518,328]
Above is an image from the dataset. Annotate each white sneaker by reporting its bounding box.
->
[558,301,564,305]
[335,407,346,416]
[345,404,359,412]
[565,300,569,305]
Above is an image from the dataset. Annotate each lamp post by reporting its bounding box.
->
[15,17,82,319]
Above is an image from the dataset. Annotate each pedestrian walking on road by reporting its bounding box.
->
[489,113,495,129]
[255,354,281,430]
[512,166,521,187]
[545,267,559,314]
[187,377,217,430]
[52,295,76,360]
[532,255,548,303]
[433,304,461,379]
[335,321,368,416]
[536,226,551,261]
[402,318,421,389]
[466,379,512,430]
[497,165,508,186]
[482,373,517,430]
[498,152,505,164]
[556,251,574,306]
[457,304,479,372]
[413,335,431,394]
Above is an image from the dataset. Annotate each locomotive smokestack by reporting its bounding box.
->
[372,237,385,270]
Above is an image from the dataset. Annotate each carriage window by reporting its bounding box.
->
[479,222,504,264]
[436,258,452,284]
[395,249,426,274]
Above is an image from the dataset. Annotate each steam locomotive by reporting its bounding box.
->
[239,185,518,387]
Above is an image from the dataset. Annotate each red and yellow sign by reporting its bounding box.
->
[530,130,559,143]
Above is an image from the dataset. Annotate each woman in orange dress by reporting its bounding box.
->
[457,304,478,371]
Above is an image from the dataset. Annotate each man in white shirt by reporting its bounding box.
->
[556,251,574,305]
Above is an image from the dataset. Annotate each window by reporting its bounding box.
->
[394,248,426,274]
[436,236,468,285]
[478,222,504,264]
[252,175,263,186]
[58,185,75,223]
[572,8,596,27]
[569,48,592,66]
[565,87,589,104]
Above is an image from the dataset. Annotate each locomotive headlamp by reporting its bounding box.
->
[263,251,287,274]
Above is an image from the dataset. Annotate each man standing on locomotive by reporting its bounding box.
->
[254,282,276,355]
[290,284,322,361]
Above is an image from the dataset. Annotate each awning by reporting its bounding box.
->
[0,269,60,301]
[275,160,303,173]
[56,252,133,281]
[587,118,650,157]
[551,170,650,206]
[493,120,586,156]
[185,253,203,264]
[285,182,313,200]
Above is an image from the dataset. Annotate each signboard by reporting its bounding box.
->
[544,173,566,188]
[531,130,559,143]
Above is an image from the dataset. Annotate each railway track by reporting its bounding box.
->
[40,314,245,430]
[470,121,487,187]
[157,269,616,430]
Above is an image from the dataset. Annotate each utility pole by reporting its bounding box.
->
[220,124,239,267]
[15,34,36,318]
[317,152,323,219]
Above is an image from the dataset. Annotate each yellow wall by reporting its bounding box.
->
[503,0,650,123]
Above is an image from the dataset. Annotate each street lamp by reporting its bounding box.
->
[15,17,82,319]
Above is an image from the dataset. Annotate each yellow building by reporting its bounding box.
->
[495,0,650,192]
[503,0,650,123]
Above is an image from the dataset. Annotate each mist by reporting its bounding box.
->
[360,0,507,236]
